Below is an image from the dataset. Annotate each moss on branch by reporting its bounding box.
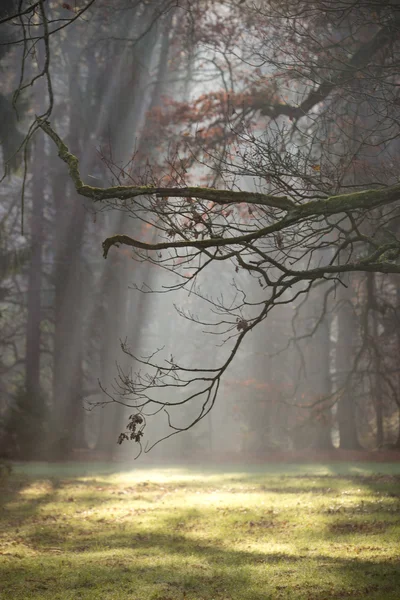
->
[39,118,400,264]
[300,186,400,216]
[36,118,84,190]
[37,119,295,209]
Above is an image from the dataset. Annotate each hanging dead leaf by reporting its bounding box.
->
[236,318,249,332]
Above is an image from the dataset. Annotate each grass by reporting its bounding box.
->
[1,461,400,599]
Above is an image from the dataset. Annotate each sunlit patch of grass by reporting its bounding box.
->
[1,462,400,599]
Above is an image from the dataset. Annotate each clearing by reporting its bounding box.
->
[1,462,400,599]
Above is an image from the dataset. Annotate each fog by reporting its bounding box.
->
[1,0,400,468]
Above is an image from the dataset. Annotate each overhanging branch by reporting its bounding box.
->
[38,118,400,268]
[254,16,400,120]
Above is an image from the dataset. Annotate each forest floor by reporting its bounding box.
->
[1,462,400,599]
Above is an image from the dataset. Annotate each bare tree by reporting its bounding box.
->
[38,110,400,451]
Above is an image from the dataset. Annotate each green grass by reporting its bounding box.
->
[1,462,400,599]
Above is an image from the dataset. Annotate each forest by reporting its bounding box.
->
[1,2,400,599]
[1,0,400,459]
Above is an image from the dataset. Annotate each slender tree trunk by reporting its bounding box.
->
[312,310,334,450]
[25,132,44,404]
[51,46,93,457]
[394,285,400,448]
[23,48,47,457]
[336,276,361,450]
[292,283,333,451]
[51,59,86,455]
[51,183,86,456]
[367,273,384,448]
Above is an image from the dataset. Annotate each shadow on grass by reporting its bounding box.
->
[2,465,400,599]
[2,530,400,599]
[0,474,63,528]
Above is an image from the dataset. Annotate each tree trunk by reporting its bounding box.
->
[312,309,334,450]
[336,277,361,450]
[51,185,86,457]
[23,52,47,458]
[367,273,384,448]
[394,284,400,448]
[51,53,87,457]
[25,132,44,405]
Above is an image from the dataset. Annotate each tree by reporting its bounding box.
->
[38,119,400,451]
[5,0,400,453]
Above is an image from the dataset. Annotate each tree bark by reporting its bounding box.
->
[367,273,384,448]
[23,47,47,458]
[336,277,361,450]
[25,132,44,406]
[51,49,87,458]
[312,309,334,450]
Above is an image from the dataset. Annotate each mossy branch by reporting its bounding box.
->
[38,118,400,266]
[37,118,295,208]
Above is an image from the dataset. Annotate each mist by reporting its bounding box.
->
[1,0,400,469]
